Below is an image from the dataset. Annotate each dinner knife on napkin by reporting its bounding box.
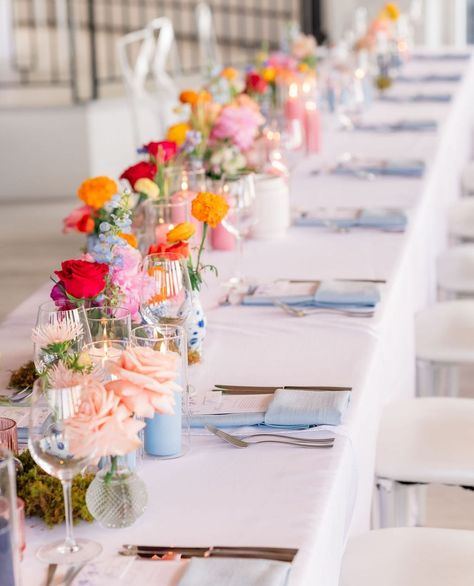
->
[213,384,352,395]
[120,545,297,562]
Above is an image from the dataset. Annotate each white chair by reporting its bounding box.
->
[373,398,474,528]
[117,18,180,147]
[340,528,474,586]
[448,199,474,242]
[195,2,221,76]
[461,161,474,195]
[437,244,474,298]
[416,300,474,396]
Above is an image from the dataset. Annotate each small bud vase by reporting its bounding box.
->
[186,291,207,364]
[86,456,147,529]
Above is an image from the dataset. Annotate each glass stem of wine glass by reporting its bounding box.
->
[234,235,243,282]
[61,479,78,553]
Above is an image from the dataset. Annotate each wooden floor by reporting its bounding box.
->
[1,196,474,529]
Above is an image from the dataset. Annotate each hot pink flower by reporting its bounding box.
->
[67,380,144,459]
[106,346,179,418]
[211,106,264,152]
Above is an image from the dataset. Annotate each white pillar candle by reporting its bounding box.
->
[251,175,290,240]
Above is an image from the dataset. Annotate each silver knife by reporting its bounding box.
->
[214,384,351,394]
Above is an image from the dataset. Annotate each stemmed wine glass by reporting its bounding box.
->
[32,301,86,374]
[28,380,102,564]
[139,253,192,326]
[219,172,256,289]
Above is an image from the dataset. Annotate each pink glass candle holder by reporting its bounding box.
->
[0,419,18,455]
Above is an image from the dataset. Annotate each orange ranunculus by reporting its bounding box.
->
[197,90,212,103]
[298,62,310,74]
[166,123,191,146]
[221,67,238,80]
[166,222,196,243]
[179,90,199,105]
[119,232,138,248]
[191,192,229,228]
[261,66,277,83]
[148,241,190,258]
[77,176,118,209]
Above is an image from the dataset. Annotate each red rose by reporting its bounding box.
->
[245,72,267,94]
[148,241,189,258]
[143,141,177,162]
[54,259,109,300]
[63,206,95,234]
[120,162,157,188]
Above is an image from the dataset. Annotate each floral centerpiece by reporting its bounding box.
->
[148,191,229,363]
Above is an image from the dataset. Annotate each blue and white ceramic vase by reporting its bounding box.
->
[186,290,207,364]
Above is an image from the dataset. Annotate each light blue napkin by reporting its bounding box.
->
[378,94,451,103]
[412,53,469,61]
[333,160,425,178]
[294,209,407,230]
[178,557,291,586]
[354,119,437,132]
[396,74,462,83]
[190,412,265,428]
[264,389,351,427]
[241,280,380,308]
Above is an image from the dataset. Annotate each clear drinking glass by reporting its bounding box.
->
[219,172,256,288]
[28,380,102,564]
[140,253,192,326]
[0,447,20,585]
[131,324,189,459]
[32,301,85,374]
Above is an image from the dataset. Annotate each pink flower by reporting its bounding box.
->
[110,245,152,321]
[267,52,298,72]
[106,346,179,418]
[291,34,316,60]
[211,106,264,152]
[67,380,144,459]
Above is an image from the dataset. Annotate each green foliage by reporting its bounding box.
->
[16,451,95,527]
[8,361,38,391]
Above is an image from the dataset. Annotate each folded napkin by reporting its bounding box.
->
[412,53,469,61]
[190,412,265,428]
[378,94,451,103]
[294,208,407,230]
[354,119,437,132]
[396,74,462,83]
[241,280,380,308]
[178,557,290,586]
[333,159,425,178]
[264,388,351,427]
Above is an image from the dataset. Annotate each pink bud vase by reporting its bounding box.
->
[210,223,236,251]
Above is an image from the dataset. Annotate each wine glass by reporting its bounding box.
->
[28,380,102,564]
[140,253,192,326]
[219,172,256,289]
[32,301,86,374]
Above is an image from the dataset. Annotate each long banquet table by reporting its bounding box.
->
[2,53,474,585]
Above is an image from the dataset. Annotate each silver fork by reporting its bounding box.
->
[274,301,374,319]
[206,425,335,449]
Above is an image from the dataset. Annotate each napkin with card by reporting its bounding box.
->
[240,280,380,309]
[353,119,437,132]
[332,158,425,178]
[190,387,351,428]
[294,208,407,231]
[378,93,451,103]
[396,73,462,83]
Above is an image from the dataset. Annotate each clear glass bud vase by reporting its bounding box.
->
[85,456,147,529]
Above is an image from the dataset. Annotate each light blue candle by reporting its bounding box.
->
[0,517,15,586]
[144,391,182,457]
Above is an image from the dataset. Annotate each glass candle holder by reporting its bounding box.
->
[143,199,190,252]
[82,306,131,345]
[131,324,189,459]
[0,447,20,586]
[0,419,18,455]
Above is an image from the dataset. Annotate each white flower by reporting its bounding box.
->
[47,361,102,389]
[31,321,83,348]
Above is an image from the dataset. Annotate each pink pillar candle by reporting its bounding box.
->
[172,190,202,242]
[210,223,236,251]
[284,83,305,125]
[304,101,321,154]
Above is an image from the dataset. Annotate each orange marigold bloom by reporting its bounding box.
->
[191,192,229,228]
[384,2,399,20]
[179,90,199,105]
[221,67,238,80]
[166,222,196,243]
[166,122,191,146]
[118,232,138,248]
[77,176,117,209]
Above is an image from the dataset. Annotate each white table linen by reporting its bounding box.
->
[2,53,474,585]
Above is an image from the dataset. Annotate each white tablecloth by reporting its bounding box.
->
[2,54,474,585]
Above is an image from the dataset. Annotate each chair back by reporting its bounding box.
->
[195,2,221,75]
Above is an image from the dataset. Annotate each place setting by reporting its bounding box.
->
[292,207,408,233]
